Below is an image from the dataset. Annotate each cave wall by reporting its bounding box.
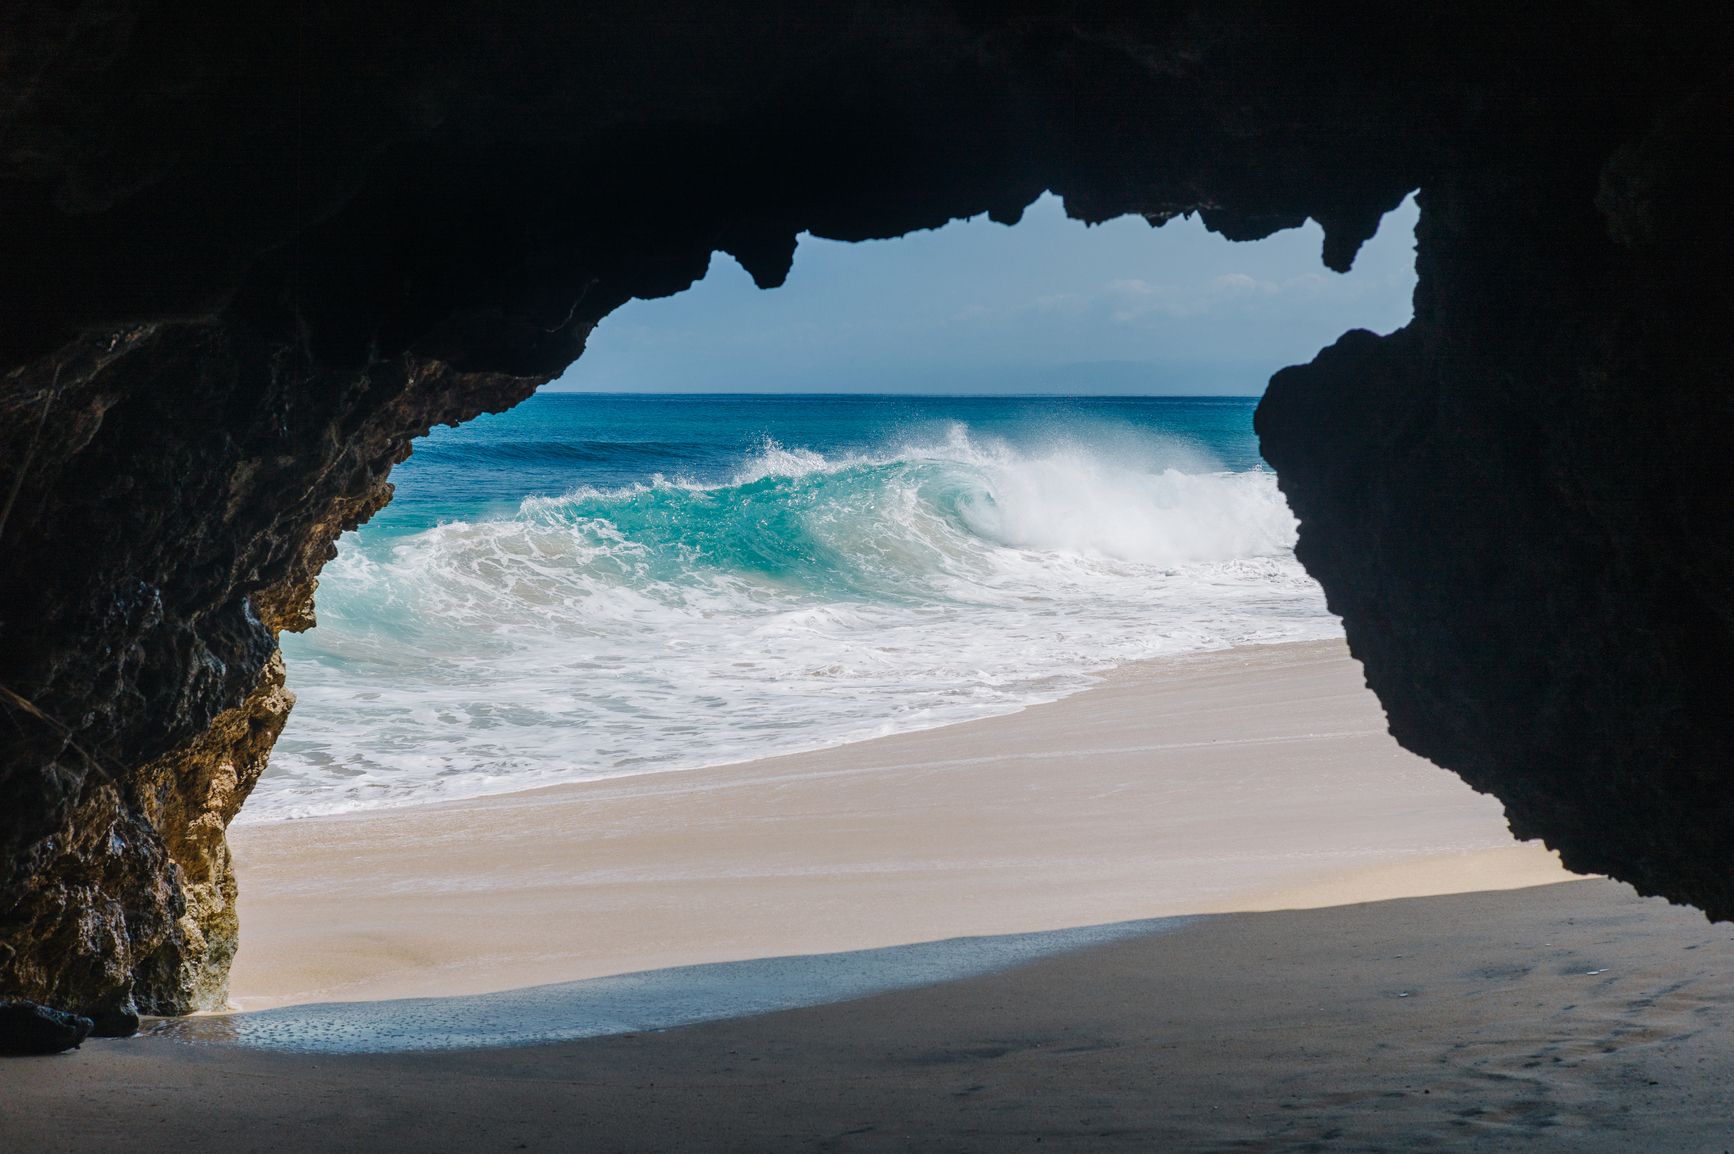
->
[0,322,539,1018]
[1258,70,1734,917]
[2,2,1731,1019]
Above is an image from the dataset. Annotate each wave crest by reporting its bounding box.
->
[261,427,1333,820]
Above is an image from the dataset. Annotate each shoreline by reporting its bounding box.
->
[225,639,1579,1011]
[239,633,1344,828]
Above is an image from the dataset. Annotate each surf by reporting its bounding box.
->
[255,403,1338,820]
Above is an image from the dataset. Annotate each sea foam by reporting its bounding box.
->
[254,422,1337,820]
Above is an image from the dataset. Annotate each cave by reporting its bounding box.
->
[2,1,1732,1035]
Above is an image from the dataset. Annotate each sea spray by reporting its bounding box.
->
[254,396,1339,820]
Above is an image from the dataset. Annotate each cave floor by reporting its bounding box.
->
[3,879,1731,1153]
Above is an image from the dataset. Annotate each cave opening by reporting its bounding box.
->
[252,190,1420,823]
[169,189,1586,1030]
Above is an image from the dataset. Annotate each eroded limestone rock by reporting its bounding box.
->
[0,323,540,1015]
[127,651,294,1013]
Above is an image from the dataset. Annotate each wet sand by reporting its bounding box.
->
[5,881,1732,1152]
[225,640,1573,1008]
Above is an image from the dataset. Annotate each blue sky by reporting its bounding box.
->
[554,192,1418,395]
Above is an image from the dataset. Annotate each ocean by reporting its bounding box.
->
[250,393,1340,820]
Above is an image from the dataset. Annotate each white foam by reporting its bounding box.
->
[253,430,1339,821]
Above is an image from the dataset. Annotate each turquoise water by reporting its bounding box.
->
[257,394,1338,819]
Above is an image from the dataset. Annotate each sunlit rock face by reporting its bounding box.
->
[2,2,1730,1017]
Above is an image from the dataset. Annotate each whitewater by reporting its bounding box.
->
[249,394,1341,820]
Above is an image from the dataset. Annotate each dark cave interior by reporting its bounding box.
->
[1,1,1731,1033]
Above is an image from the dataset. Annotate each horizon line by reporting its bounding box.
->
[535,390,1266,399]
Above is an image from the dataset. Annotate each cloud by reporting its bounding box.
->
[1209,272,1279,295]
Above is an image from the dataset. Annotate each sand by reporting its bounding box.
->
[222,640,1573,1008]
[5,640,1731,1150]
[5,881,1733,1151]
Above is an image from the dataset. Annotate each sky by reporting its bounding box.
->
[553,191,1418,396]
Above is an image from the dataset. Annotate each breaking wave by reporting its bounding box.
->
[255,424,1337,819]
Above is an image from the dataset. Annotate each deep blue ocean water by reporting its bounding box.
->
[256,394,1338,819]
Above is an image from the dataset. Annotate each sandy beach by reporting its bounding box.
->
[225,640,1573,1008]
[5,639,1732,1151]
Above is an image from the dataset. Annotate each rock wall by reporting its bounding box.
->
[0,323,540,1019]
[1258,69,1734,919]
[2,2,1731,1017]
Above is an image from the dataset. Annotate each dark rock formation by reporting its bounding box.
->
[0,998,93,1056]
[2,3,1731,1017]
[1258,63,1734,920]
[79,985,141,1038]
[0,323,537,1016]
